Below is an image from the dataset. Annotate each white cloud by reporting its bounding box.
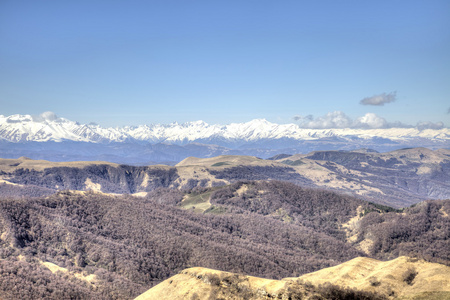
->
[360,92,397,106]
[294,111,418,129]
[416,121,444,130]
[355,113,388,128]
[32,111,60,122]
[296,111,352,129]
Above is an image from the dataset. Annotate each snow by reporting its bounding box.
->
[0,114,449,144]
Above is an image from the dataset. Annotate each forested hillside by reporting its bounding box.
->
[0,188,361,299]
[0,181,448,299]
[355,199,450,264]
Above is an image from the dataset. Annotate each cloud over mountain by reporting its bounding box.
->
[416,121,445,130]
[295,111,352,129]
[295,111,390,129]
[360,92,397,106]
[32,111,60,122]
[294,111,448,130]
[0,112,448,148]
[355,113,388,128]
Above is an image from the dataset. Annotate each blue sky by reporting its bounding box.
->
[1,0,449,128]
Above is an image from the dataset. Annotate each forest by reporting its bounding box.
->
[0,180,448,299]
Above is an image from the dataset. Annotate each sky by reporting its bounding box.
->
[1,0,449,128]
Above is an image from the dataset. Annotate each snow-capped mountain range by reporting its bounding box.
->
[1,113,449,164]
[1,113,449,144]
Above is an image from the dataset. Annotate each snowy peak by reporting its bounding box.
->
[0,114,125,143]
[0,113,449,145]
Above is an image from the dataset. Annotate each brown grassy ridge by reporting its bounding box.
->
[135,256,450,300]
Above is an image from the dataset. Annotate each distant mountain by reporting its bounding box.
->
[1,113,449,144]
[1,114,449,164]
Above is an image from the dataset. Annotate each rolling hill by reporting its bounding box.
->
[136,256,450,300]
[1,147,449,207]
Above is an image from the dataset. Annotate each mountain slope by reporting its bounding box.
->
[299,256,450,300]
[1,147,450,207]
[0,184,448,299]
[0,189,367,299]
[1,113,449,146]
[272,147,450,207]
[2,113,449,165]
[178,148,450,207]
[136,256,450,300]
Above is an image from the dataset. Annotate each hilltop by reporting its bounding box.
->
[136,256,450,300]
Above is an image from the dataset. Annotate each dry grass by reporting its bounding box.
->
[299,256,450,299]
[135,256,450,300]
[0,157,118,173]
[41,261,97,284]
[134,267,288,300]
[180,191,213,213]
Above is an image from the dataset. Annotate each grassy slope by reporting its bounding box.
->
[135,256,450,300]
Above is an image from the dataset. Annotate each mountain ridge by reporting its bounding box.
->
[1,147,450,207]
[1,113,449,144]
